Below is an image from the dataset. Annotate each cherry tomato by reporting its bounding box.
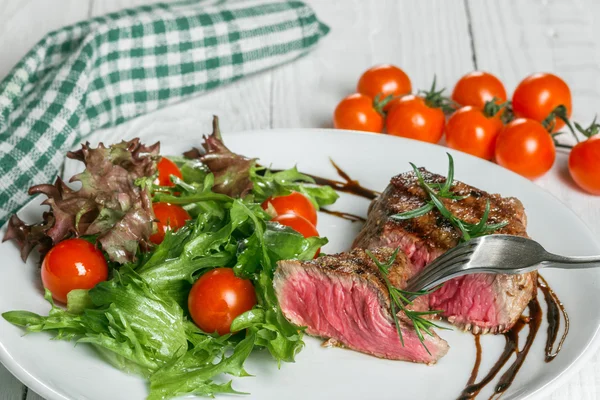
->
[446,106,504,160]
[41,238,108,303]
[451,71,507,110]
[150,202,191,245]
[495,118,556,180]
[272,213,319,238]
[188,268,257,335]
[512,73,572,131]
[333,93,384,133]
[262,192,317,225]
[357,64,412,110]
[386,95,445,143]
[155,157,183,187]
[569,136,600,194]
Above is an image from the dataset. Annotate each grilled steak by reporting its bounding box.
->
[274,247,449,364]
[352,169,536,334]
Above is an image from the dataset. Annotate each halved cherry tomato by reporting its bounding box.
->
[155,157,183,187]
[445,106,504,160]
[333,93,384,133]
[272,213,319,238]
[386,95,445,143]
[569,136,600,194]
[261,192,317,225]
[188,268,257,335]
[41,238,108,303]
[150,202,191,244]
[512,73,572,131]
[451,71,507,110]
[357,64,412,110]
[495,118,556,180]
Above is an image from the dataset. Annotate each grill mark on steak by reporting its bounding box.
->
[352,168,536,334]
[274,248,449,364]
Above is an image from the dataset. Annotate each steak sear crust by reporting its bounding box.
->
[352,168,536,334]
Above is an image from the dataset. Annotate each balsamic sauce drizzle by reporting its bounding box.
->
[538,275,570,362]
[304,159,380,201]
[459,275,568,400]
[307,160,570,400]
[320,208,366,223]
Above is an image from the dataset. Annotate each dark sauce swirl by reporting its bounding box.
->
[304,159,379,200]
[320,208,366,223]
[306,160,569,400]
[459,276,568,399]
[538,275,570,362]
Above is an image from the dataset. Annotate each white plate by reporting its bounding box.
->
[1,129,600,400]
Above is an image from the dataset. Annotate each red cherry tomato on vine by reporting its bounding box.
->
[451,71,507,110]
[569,136,600,195]
[188,268,257,335]
[445,106,504,160]
[155,157,183,187]
[512,73,572,132]
[41,238,108,303]
[261,192,317,225]
[333,93,384,133]
[357,64,412,110]
[150,202,191,245]
[386,95,445,143]
[495,118,556,180]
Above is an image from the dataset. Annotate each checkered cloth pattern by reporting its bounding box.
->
[0,0,329,226]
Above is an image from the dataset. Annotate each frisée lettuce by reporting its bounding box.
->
[3,117,339,399]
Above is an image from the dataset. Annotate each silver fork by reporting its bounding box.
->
[404,234,600,297]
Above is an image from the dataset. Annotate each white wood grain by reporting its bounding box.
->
[468,1,600,399]
[272,0,475,128]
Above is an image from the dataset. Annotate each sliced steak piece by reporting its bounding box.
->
[352,168,536,334]
[274,247,449,364]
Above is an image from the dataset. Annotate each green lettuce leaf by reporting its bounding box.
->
[148,333,255,400]
[4,270,188,377]
[249,165,339,209]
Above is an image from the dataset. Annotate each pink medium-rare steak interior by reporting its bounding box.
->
[352,168,536,334]
[274,248,449,364]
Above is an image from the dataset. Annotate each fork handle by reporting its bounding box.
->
[544,253,600,269]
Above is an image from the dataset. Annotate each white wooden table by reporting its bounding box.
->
[1,0,599,399]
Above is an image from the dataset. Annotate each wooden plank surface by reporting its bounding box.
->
[0,0,599,399]
[271,0,475,128]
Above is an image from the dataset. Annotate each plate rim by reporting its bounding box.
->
[1,128,599,400]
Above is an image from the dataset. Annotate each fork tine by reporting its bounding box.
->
[407,243,476,284]
[405,256,471,292]
[404,240,480,293]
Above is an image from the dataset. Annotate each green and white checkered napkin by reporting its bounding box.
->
[0,0,329,226]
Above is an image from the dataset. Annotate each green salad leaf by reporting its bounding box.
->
[4,269,188,376]
[148,332,255,400]
[3,121,339,399]
[249,165,339,209]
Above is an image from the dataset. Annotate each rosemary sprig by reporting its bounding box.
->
[366,248,447,354]
[391,153,508,242]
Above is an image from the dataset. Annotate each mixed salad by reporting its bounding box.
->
[2,117,338,399]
